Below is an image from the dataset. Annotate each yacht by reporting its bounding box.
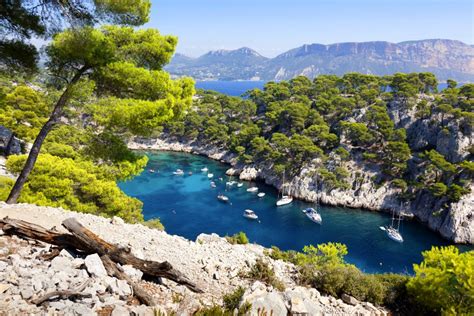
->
[243,209,258,220]
[201,167,209,172]
[237,183,243,187]
[257,192,266,198]
[276,172,293,206]
[173,169,184,175]
[149,169,155,173]
[303,208,322,224]
[381,205,404,243]
[217,194,229,202]
[210,181,216,188]
[207,173,214,178]
[247,187,258,193]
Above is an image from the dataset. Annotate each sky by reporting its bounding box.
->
[146,0,474,58]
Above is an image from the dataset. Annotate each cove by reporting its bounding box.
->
[119,151,459,274]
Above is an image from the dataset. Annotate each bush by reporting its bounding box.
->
[143,218,164,231]
[244,258,285,291]
[225,231,249,245]
[222,287,251,314]
[407,246,474,315]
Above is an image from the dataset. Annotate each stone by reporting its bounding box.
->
[50,256,74,271]
[0,284,11,294]
[108,279,132,297]
[112,216,125,225]
[84,254,107,277]
[341,293,359,306]
[121,265,143,281]
[0,125,22,155]
[111,305,129,316]
[70,304,95,316]
[59,249,75,259]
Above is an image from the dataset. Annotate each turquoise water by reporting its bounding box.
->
[119,152,459,274]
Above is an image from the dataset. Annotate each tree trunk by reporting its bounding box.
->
[6,69,86,204]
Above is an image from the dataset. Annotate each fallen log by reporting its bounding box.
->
[31,279,92,305]
[0,217,92,252]
[62,218,203,293]
[101,255,157,306]
[0,217,203,293]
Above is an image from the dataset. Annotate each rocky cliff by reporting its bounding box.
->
[0,203,387,315]
[128,131,474,245]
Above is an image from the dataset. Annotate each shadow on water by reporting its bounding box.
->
[119,151,469,274]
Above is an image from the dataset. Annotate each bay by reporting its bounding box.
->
[119,151,464,274]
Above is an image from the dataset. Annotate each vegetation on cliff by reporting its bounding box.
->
[164,73,473,206]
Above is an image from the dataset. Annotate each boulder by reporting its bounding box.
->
[84,254,107,277]
[239,167,258,181]
[0,126,21,156]
[341,293,359,306]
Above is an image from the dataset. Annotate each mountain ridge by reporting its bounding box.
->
[166,39,474,82]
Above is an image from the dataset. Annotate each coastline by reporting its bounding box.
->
[128,137,474,245]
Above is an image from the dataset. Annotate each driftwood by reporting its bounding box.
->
[0,217,203,296]
[31,280,92,305]
[101,255,157,306]
[62,218,203,293]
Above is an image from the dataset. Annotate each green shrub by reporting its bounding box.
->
[407,246,474,315]
[222,287,251,315]
[225,231,249,245]
[244,258,285,291]
[143,218,165,231]
[391,179,407,191]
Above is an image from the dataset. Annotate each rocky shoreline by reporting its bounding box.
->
[0,202,387,315]
[128,137,474,245]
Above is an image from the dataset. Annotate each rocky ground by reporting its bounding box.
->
[0,202,387,315]
[128,137,473,245]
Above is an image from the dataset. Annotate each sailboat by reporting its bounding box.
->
[380,204,404,243]
[276,171,293,206]
[303,177,322,224]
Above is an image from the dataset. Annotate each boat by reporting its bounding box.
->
[276,171,293,206]
[188,171,193,175]
[303,208,322,224]
[173,169,184,175]
[381,204,404,243]
[303,176,322,224]
[207,173,214,178]
[237,183,243,187]
[257,192,266,198]
[217,194,229,202]
[243,209,258,220]
[210,181,216,188]
[226,181,235,186]
[247,187,258,193]
[149,169,155,173]
[201,167,209,172]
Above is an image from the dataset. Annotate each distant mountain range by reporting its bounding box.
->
[165,39,474,82]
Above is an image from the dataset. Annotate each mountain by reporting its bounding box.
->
[165,40,474,82]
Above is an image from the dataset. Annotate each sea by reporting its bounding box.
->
[119,152,470,274]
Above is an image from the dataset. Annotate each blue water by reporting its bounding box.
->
[119,152,461,274]
[195,81,265,96]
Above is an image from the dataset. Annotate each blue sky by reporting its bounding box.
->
[146,0,473,57]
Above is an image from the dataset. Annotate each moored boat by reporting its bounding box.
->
[243,209,258,220]
[207,173,214,178]
[201,167,209,172]
[303,208,322,224]
[217,194,229,202]
[257,192,265,198]
[173,169,184,175]
[246,187,258,193]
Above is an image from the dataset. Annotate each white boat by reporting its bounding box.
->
[226,181,234,186]
[210,181,216,188]
[276,172,293,206]
[257,192,266,198]
[382,205,404,243]
[303,208,322,224]
[243,209,258,220]
[173,169,184,175]
[237,183,243,187]
[201,167,209,172]
[247,187,258,193]
[276,195,293,206]
[149,169,155,173]
[217,194,229,202]
[207,173,214,178]
[386,227,403,243]
[188,171,193,175]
